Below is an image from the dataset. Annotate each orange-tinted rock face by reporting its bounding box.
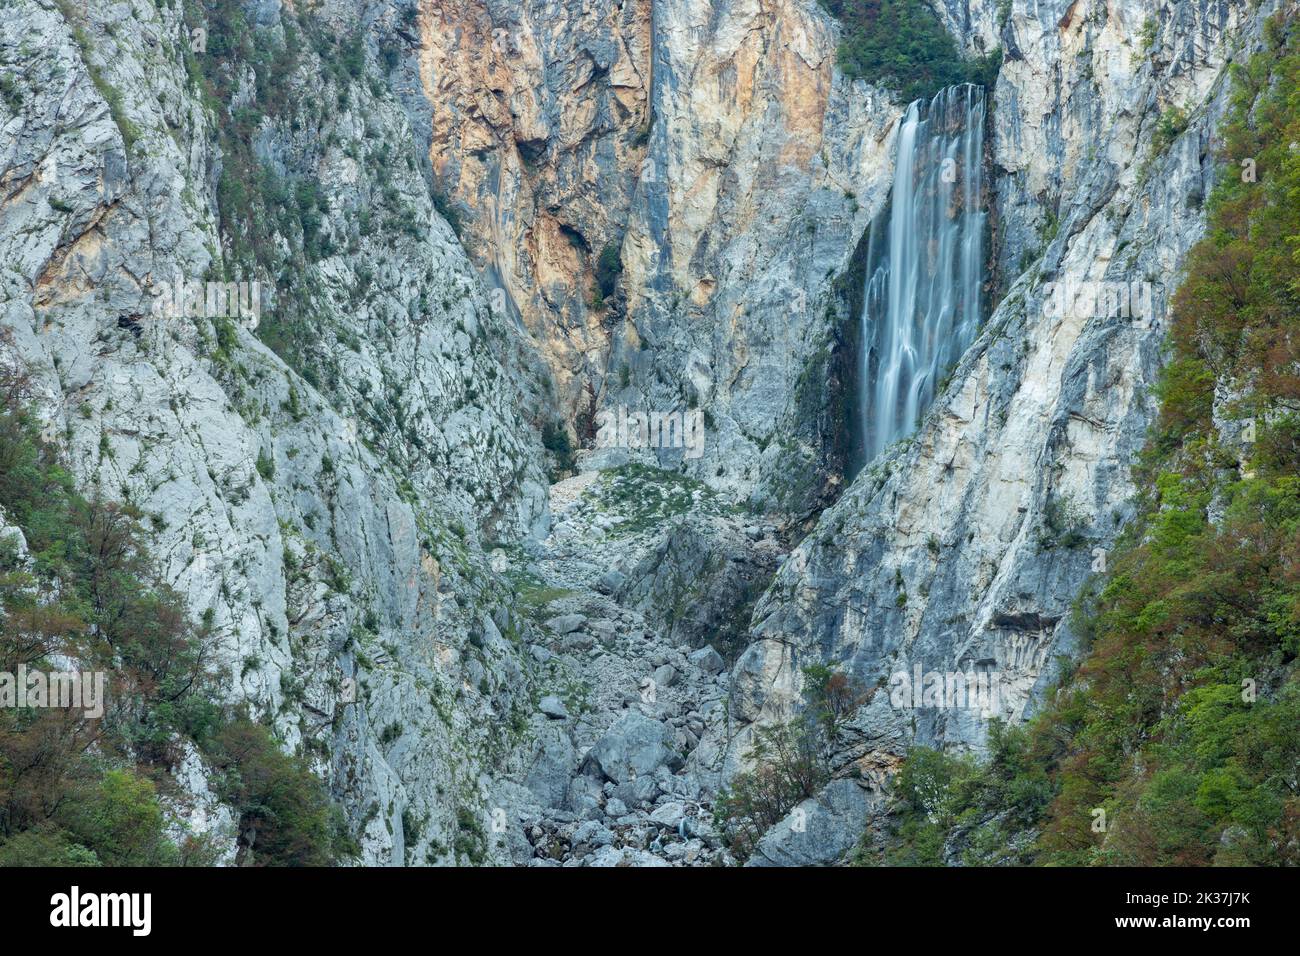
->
[416,0,898,512]
[417,0,653,412]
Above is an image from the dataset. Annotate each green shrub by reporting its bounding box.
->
[204,718,351,866]
[432,189,463,237]
[595,242,623,300]
[1151,106,1189,156]
[823,0,1001,104]
[0,827,100,867]
[541,420,575,478]
[60,770,178,866]
[713,716,831,859]
[1138,17,1159,54]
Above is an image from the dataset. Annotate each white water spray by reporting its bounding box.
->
[860,84,987,464]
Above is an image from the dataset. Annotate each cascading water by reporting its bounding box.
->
[860,84,987,465]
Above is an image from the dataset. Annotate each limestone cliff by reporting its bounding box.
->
[1,0,551,864]
[1,0,1287,868]
[418,0,901,515]
[709,0,1283,864]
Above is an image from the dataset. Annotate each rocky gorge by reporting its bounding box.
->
[1,0,1296,868]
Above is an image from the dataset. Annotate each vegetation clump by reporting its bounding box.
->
[715,666,868,859]
[821,0,1002,104]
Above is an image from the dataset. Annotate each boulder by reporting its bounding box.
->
[688,645,725,675]
[538,695,568,720]
[546,613,586,634]
[613,775,660,808]
[521,725,577,809]
[596,569,626,595]
[648,801,686,829]
[745,779,874,867]
[583,712,682,783]
[585,846,671,868]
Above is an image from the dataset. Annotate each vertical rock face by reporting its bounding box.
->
[620,0,898,509]
[710,0,1270,811]
[1,0,551,864]
[415,0,654,411]
[417,0,904,512]
[2,0,1282,868]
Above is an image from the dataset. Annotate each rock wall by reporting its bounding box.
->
[2,0,1284,867]
[417,0,904,513]
[0,0,552,864]
[414,0,653,414]
[706,0,1279,862]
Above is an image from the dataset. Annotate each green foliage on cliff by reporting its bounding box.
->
[873,14,1300,866]
[821,0,1001,104]
[716,666,868,859]
[183,0,426,379]
[595,242,624,302]
[0,363,351,866]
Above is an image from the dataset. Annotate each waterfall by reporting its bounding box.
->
[860,84,987,465]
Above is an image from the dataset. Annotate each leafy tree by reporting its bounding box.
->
[205,718,352,866]
[60,770,178,866]
[595,242,623,300]
[713,716,831,859]
[823,0,1002,104]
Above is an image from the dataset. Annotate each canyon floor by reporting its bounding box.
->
[490,459,788,865]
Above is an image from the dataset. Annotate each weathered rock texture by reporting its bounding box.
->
[706,0,1280,858]
[1,0,1281,868]
[1,0,552,865]
[417,0,903,515]
[415,0,653,414]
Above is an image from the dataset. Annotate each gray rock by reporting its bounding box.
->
[522,726,577,810]
[539,695,568,720]
[562,632,594,652]
[585,846,671,868]
[583,712,682,783]
[648,801,686,829]
[682,814,719,847]
[547,613,587,635]
[573,820,614,848]
[688,645,725,675]
[488,781,540,865]
[651,663,677,688]
[746,779,873,867]
[566,775,605,818]
[614,775,660,808]
[596,569,626,594]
